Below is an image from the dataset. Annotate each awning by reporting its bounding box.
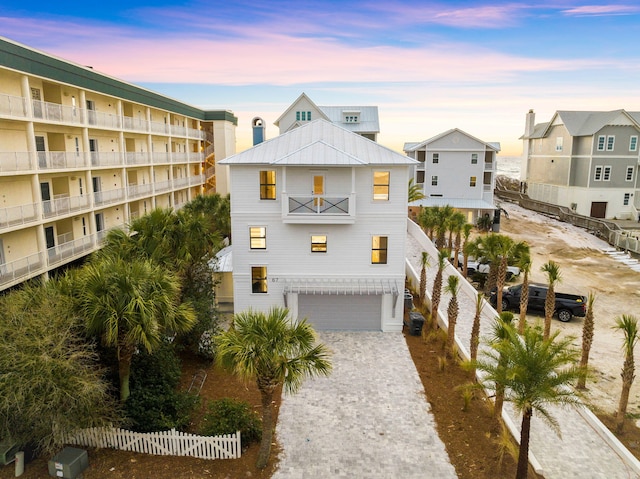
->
[283,278,399,296]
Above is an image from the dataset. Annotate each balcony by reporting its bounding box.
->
[152,152,171,164]
[127,183,153,199]
[87,109,120,129]
[125,152,150,165]
[150,121,170,134]
[0,93,27,118]
[189,174,205,186]
[484,160,495,171]
[32,100,83,125]
[37,151,86,170]
[0,202,39,230]
[154,180,172,193]
[47,235,96,267]
[0,152,32,173]
[42,194,91,219]
[173,177,190,189]
[0,251,45,289]
[172,152,189,163]
[123,116,149,132]
[94,188,126,206]
[91,152,123,167]
[282,194,356,224]
[171,125,187,137]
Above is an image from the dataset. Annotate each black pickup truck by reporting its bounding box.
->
[491,283,587,322]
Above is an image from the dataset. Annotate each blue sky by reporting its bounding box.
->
[3,1,640,155]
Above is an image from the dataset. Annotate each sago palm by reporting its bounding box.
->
[445,275,460,358]
[216,307,332,469]
[541,260,562,339]
[577,293,596,389]
[613,314,639,433]
[430,249,449,330]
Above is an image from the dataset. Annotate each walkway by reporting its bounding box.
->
[272,332,457,479]
[405,224,640,479]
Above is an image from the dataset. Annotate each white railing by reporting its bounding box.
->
[0,252,45,288]
[173,177,190,189]
[0,93,27,117]
[32,100,83,124]
[66,427,241,460]
[94,188,126,206]
[128,183,153,198]
[125,152,150,165]
[42,194,90,218]
[154,180,172,193]
[282,194,356,224]
[48,235,95,266]
[187,127,205,139]
[189,152,205,163]
[37,151,86,170]
[204,143,215,158]
[152,152,171,164]
[189,174,205,186]
[171,125,187,136]
[88,110,120,129]
[123,116,149,132]
[91,151,123,167]
[0,202,39,229]
[150,121,170,134]
[484,160,495,171]
[172,152,189,163]
[0,152,32,172]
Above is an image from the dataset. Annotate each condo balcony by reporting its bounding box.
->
[282,194,356,224]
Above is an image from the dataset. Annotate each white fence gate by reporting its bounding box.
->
[66,427,241,460]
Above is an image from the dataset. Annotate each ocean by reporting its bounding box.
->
[496,156,522,180]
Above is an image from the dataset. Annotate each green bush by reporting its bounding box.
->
[200,398,262,446]
[124,342,200,432]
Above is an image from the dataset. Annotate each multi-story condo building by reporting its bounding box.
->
[219,119,415,331]
[0,37,237,291]
[403,128,499,224]
[521,109,640,219]
[274,92,380,141]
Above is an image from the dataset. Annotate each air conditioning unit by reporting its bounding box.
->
[570,203,577,211]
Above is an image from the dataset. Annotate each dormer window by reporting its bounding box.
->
[296,111,311,122]
[343,110,360,123]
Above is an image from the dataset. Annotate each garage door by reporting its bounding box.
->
[298,294,382,331]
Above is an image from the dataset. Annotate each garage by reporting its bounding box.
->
[298,293,382,331]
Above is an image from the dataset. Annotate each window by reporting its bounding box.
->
[607,135,615,151]
[416,170,425,184]
[259,170,276,199]
[432,153,439,164]
[251,266,268,293]
[471,154,478,164]
[250,227,266,249]
[556,137,563,151]
[373,171,390,200]
[431,175,438,186]
[603,166,612,181]
[630,136,638,152]
[469,176,477,187]
[345,115,359,123]
[296,111,311,121]
[626,166,634,182]
[311,235,327,253]
[594,166,603,181]
[597,135,606,151]
[371,236,388,264]
[624,193,631,206]
[417,151,425,162]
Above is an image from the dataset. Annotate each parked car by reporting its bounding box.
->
[456,254,520,279]
[490,283,587,322]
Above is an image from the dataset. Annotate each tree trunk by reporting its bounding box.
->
[446,297,458,358]
[494,383,504,420]
[420,266,427,306]
[431,272,443,330]
[616,356,635,433]
[518,272,529,334]
[496,257,507,313]
[118,342,135,402]
[256,384,276,469]
[516,408,532,479]
[544,286,555,340]
[577,296,594,389]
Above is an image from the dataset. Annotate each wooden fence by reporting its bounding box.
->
[66,427,241,460]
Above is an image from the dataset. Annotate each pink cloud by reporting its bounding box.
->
[562,5,640,16]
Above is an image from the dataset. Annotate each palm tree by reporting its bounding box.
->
[183,192,232,239]
[517,250,532,334]
[495,239,529,314]
[418,207,438,241]
[613,314,639,433]
[474,322,582,479]
[77,255,196,401]
[461,223,474,277]
[419,251,431,307]
[216,307,332,469]
[430,249,450,330]
[490,312,515,420]
[541,260,562,340]
[445,275,460,358]
[447,211,466,252]
[435,205,454,251]
[577,293,596,390]
[408,177,426,203]
[469,292,485,368]
[450,212,466,261]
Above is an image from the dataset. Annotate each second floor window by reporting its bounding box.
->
[296,111,311,121]
[630,136,638,152]
[373,171,390,200]
[603,166,612,181]
[371,236,388,264]
[431,175,438,186]
[251,266,268,294]
[594,166,603,181]
[432,153,439,164]
[471,153,478,164]
[607,136,615,151]
[260,170,276,199]
[556,137,563,151]
[470,176,477,187]
[250,227,266,249]
[597,135,606,151]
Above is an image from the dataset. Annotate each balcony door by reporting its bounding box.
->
[313,174,325,207]
[31,88,42,118]
[40,182,51,214]
[35,135,47,168]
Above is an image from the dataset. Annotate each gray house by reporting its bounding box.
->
[521,109,640,219]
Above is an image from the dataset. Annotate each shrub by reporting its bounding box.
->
[200,398,262,446]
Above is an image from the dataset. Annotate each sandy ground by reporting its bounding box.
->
[496,201,640,418]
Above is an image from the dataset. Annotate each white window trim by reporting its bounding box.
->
[249,226,267,250]
[250,265,268,294]
[630,136,638,152]
[555,137,563,152]
[431,175,438,186]
[626,166,634,182]
[603,165,612,181]
[594,166,603,181]
[597,135,606,151]
[607,135,615,151]
[372,170,390,201]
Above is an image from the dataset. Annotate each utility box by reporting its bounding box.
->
[48,447,88,478]
[0,438,19,465]
[408,312,425,336]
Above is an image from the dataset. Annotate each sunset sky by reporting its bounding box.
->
[3,1,640,156]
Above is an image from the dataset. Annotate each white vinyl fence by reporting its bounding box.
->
[66,427,241,460]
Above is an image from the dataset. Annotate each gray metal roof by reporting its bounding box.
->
[220,119,416,166]
[209,245,232,272]
[531,110,640,138]
[318,105,380,134]
[404,128,500,153]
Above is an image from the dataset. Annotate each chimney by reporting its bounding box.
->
[252,117,265,145]
[524,109,535,138]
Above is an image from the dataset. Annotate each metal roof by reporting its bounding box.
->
[404,128,500,152]
[318,105,380,134]
[209,245,232,272]
[530,110,640,138]
[220,119,416,166]
[282,277,399,295]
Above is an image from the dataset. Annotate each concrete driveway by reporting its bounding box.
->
[271,332,457,479]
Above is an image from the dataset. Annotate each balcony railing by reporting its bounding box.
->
[37,151,86,170]
[171,125,187,136]
[32,100,83,124]
[42,194,91,219]
[189,152,205,163]
[94,188,126,206]
[125,152,149,165]
[91,151,123,167]
[123,116,149,132]
[87,110,120,129]
[0,252,45,288]
[173,177,190,189]
[152,152,171,164]
[127,183,153,199]
[282,194,356,224]
[0,93,27,118]
[47,235,96,267]
[0,202,39,229]
[484,160,495,171]
[171,152,189,163]
[150,121,170,134]
[154,180,172,193]
[0,152,32,172]
[189,174,205,186]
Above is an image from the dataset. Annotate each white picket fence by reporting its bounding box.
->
[66,427,241,459]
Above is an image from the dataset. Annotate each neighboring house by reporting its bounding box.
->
[521,109,640,219]
[403,128,500,224]
[274,92,379,141]
[0,36,237,291]
[219,119,416,331]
